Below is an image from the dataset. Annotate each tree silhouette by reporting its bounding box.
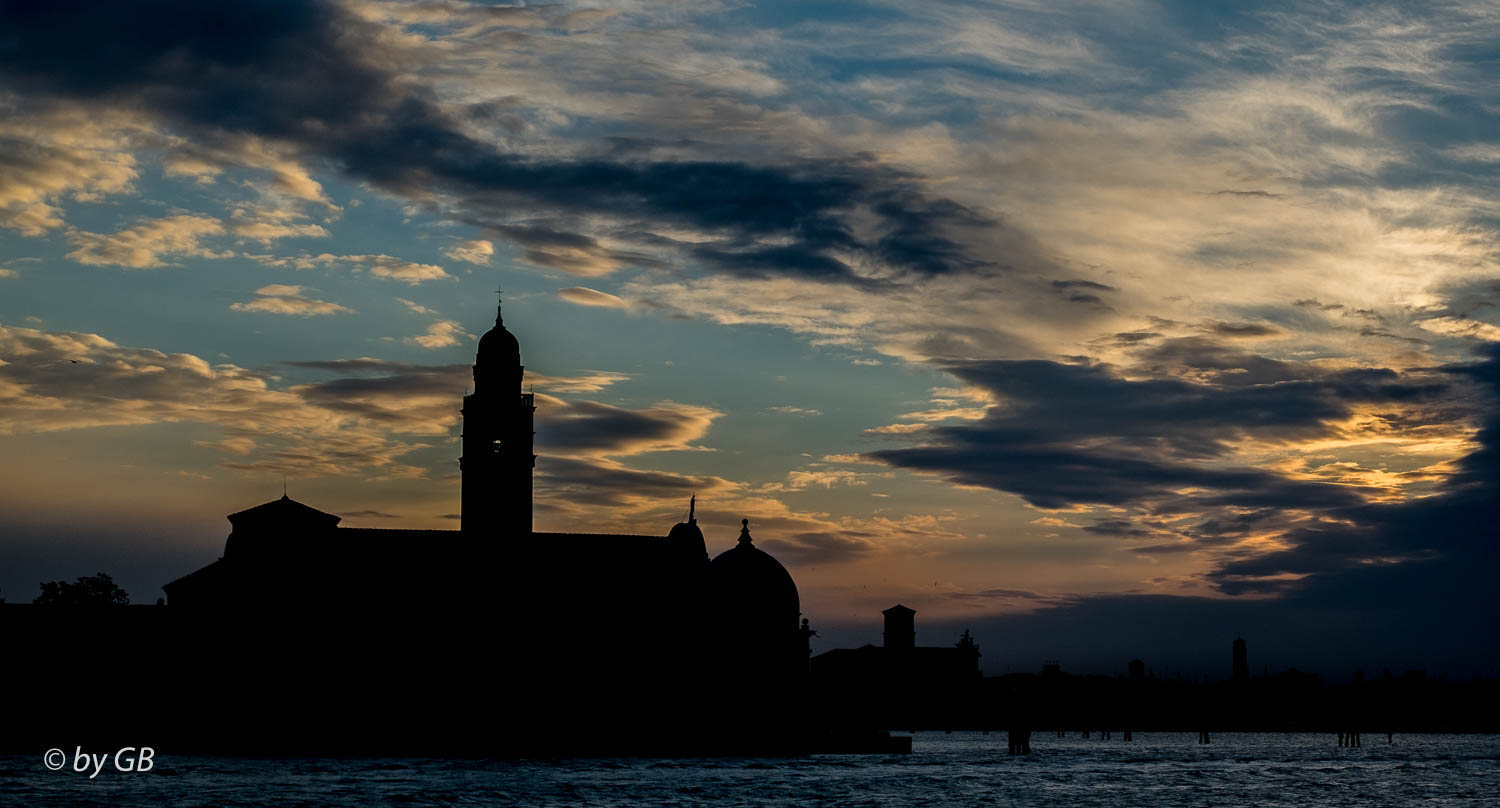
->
[34,573,130,606]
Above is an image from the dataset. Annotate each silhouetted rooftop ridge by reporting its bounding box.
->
[227,496,341,527]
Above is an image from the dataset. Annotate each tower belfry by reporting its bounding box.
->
[461,294,535,537]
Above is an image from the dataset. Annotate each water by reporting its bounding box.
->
[3,733,1496,807]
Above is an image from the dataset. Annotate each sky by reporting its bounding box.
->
[2,0,1499,678]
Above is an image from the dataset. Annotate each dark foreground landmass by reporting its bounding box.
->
[3,604,1495,757]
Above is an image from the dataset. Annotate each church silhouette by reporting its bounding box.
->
[154,301,824,754]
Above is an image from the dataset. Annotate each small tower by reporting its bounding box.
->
[883,604,915,651]
[1233,636,1249,681]
[460,295,535,538]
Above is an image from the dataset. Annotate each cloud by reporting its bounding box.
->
[341,509,400,519]
[872,353,1457,509]
[251,253,450,284]
[0,98,139,235]
[937,345,1500,667]
[557,286,627,309]
[0,268,16,278]
[441,239,493,265]
[0,0,1004,289]
[866,348,1474,590]
[535,394,720,459]
[227,204,329,243]
[865,422,930,436]
[0,323,702,494]
[65,215,229,268]
[524,370,631,394]
[1415,316,1500,342]
[534,454,732,515]
[230,284,353,316]
[763,469,870,492]
[0,322,435,478]
[405,320,469,349]
[331,254,449,284]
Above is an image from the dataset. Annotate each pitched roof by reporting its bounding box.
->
[227,495,341,528]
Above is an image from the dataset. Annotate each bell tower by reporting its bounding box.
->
[461,294,535,537]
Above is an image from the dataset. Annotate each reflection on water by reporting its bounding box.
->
[4,732,1497,808]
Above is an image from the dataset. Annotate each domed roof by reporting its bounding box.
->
[477,300,520,366]
[708,519,799,620]
[667,495,705,546]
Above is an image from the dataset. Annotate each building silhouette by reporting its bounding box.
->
[152,300,818,753]
[1234,636,1249,681]
[811,604,981,728]
[883,603,915,650]
[461,301,534,538]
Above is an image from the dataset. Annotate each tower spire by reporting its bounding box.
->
[689,493,696,523]
[495,286,505,325]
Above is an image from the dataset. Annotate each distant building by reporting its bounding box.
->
[810,604,981,727]
[1129,658,1145,681]
[883,603,915,649]
[812,604,980,683]
[1234,636,1249,680]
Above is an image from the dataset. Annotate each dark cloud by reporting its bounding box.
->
[1095,330,1161,348]
[290,364,468,431]
[0,0,1003,285]
[1206,321,1281,338]
[1083,518,1162,539]
[1295,298,1343,311]
[868,350,1453,512]
[1051,279,1115,292]
[1051,278,1115,306]
[1209,347,1500,596]
[534,397,715,457]
[340,510,400,519]
[758,531,875,565]
[534,455,720,510]
[946,587,1063,605]
[870,348,1500,673]
[1211,189,1285,199]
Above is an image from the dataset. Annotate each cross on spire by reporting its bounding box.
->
[495,286,505,324]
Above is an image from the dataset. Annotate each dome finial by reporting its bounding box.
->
[689,493,696,523]
[738,518,752,546]
[494,286,505,325]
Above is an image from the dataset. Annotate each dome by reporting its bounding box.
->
[668,520,705,544]
[667,495,706,548]
[708,519,799,623]
[477,311,520,367]
[473,299,522,392]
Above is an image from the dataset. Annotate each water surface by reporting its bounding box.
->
[4,732,1495,807]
